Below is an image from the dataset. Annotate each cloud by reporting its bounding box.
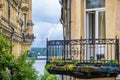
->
[45,24,63,40]
[32,0,61,23]
[31,22,63,48]
[31,0,63,48]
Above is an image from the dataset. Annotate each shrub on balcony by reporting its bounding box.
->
[80,66,97,72]
[45,64,56,70]
[67,64,76,71]
[50,57,58,62]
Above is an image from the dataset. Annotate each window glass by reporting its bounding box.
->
[86,0,105,9]
[22,14,27,31]
[98,11,105,39]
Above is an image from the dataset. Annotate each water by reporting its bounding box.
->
[33,60,46,75]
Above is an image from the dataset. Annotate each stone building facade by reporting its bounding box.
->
[60,0,120,40]
[60,0,120,80]
[0,0,34,56]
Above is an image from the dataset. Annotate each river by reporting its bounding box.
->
[33,60,46,75]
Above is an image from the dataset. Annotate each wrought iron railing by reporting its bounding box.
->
[46,38,120,78]
[46,38,119,64]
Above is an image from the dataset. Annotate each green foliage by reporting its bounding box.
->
[37,70,58,80]
[50,57,58,62]
[45,64,51,70]
[67,64,75,71]
[81,66,96,72]
[0,35,13,80]
[11,53,38,80]
[0,35,38,80]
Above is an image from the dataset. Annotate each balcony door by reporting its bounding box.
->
[86,10,105,60]
[85,0,105,60]
[86,10,105,39]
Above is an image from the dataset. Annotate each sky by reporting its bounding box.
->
[31,0,63,48]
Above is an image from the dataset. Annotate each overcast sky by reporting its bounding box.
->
[31,0,63,48]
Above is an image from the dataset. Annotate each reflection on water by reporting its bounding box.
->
[33,60,46,75]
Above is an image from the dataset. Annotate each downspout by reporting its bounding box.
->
[60,0,65,41]
[8,0,14,53]
[67,0,71,60]
[67,0,71,40]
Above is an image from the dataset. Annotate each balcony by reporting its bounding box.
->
[21,6,29,11]
[27,20,34,26]
[59,0,62,5]
[45,38,120,79]
[23,33,35,43]
[0,3,3,9]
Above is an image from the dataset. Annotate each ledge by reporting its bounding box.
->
[45,60,120,78]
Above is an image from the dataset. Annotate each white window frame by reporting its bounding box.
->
[84,0,105,39]
[84,0,106,60]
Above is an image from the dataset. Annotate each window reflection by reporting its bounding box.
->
[98,11,105,39]
[86,0,105,9]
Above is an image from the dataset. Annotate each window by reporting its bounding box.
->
[85,0,105,39]
[85,0,106,60]
[98,11,105,39]
[86,0,105,9]
[22,13,27,31]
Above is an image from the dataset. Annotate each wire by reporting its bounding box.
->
[49,21,62,40]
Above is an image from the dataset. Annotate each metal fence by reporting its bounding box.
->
[46,37,119,64]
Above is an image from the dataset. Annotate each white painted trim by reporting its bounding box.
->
[95,11,99,39]
[84,0,106,60]
[84,0,106,39]
[84,0,86,39]
[86,13,89,39]
[85,8,105,12]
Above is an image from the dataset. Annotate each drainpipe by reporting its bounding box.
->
[60,18,65,40]
[8,0,14,53]
[67,0,71,40]
[67,0,71,60]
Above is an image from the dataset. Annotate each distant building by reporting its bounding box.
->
[0,0,34,56]
[29,48,46,58]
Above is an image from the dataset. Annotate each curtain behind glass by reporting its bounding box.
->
[98,11,105,39]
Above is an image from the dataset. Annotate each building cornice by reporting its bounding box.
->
[27,20,34,26]
[21,6,29,11]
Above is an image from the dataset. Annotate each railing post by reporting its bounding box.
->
[63,40,65,61]
[80,36,82,63]
[115,37,119,63]
[46,38,49,64]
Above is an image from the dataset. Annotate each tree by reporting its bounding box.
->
[0,35,13,80]
[11,53,38,80]
[0,35,38,80]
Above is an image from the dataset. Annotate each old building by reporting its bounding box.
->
[60,0,120,41]
[0,0,34,56]
[60,0,120,80]
[45,0,120,80]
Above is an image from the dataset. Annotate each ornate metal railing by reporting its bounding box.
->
[46,38,120,78]
[46,38,119,63]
